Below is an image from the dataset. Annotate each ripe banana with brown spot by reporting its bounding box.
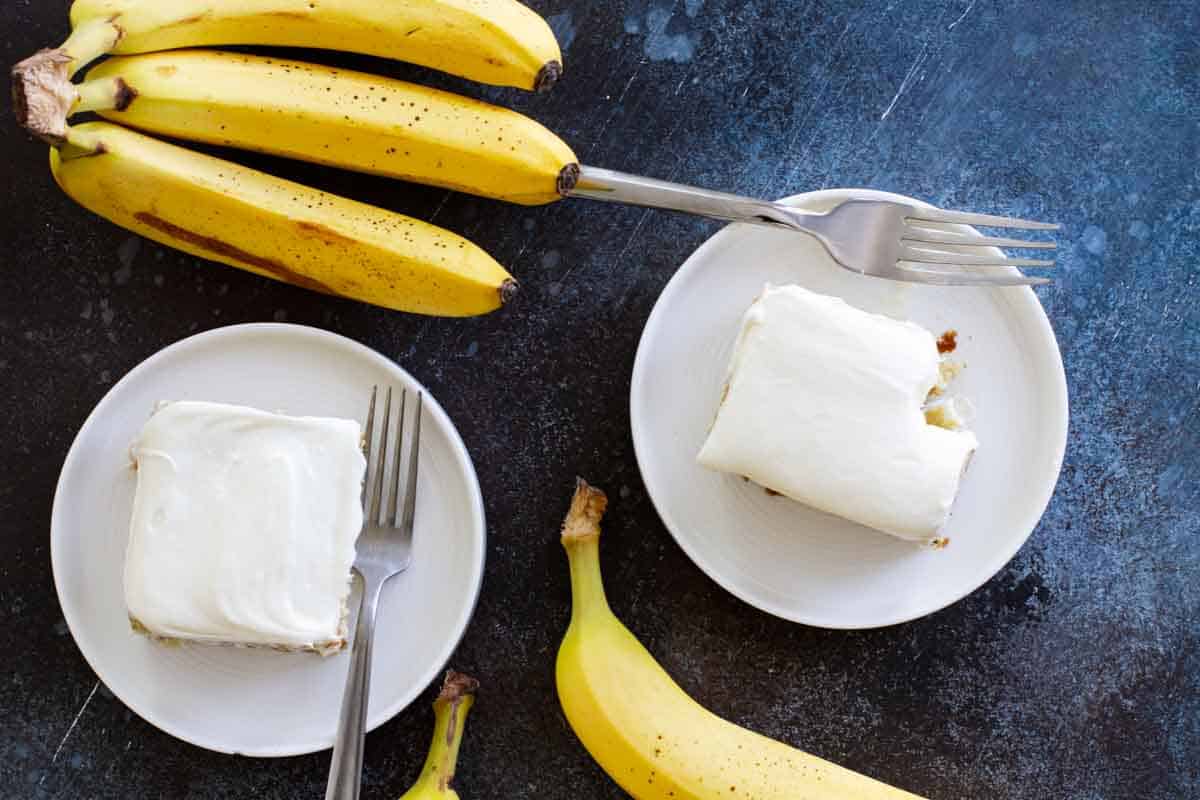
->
[556,480,929,800]
[53,121,516,316]
[73,49,578,206]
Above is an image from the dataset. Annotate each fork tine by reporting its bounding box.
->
[397,392,422,531]
[896,264,1051,287]
[904,206,1061,230]
[386,390,407,527]
[369,387,392,525]
[902,225,1057,249]
[361,386,378,507]
[899,245,1055,268]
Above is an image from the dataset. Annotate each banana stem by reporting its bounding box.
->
[75,76,133,114]
[11,19,121,145]
[561,480,612,623]
[56,123,107,161]
[401,672,479,798]
[60,18,124,77]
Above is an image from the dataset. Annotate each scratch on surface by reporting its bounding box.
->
[880,42,929,121]
[795,73,855,173]
[557,261,579,290]
[947,0,976,30]
[607,112,686,302]
[41,681,100,783]
[611,209,653,283]
[760,18,854,197]
[674,70,692,96]
[585,61,646,160]
[427,190,453,225]
[511,238,532,269]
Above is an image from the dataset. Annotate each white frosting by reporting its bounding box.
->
[698,285,978,542]
[125,401,365,649]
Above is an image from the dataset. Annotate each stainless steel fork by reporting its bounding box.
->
[566,167,1059,287]
[325,386,422,800]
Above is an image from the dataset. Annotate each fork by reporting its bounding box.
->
[325,386,422,800]
[565,167,1059,287]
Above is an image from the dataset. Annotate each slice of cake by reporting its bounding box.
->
[697,284,978,544]
[124,401,366,654]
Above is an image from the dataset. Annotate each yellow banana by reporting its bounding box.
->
[75,0,559,88]
[399,671,478,800]
[75,50,578,206]
[52,122,516,316]
[556,480,929,800]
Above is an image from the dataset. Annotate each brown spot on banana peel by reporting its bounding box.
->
[112,78,137,111]
[294,220,355,246]
[132,212,336,295]
[11,48,78,146]
[535,60,562,93]
[557,163,581,197]
[175,11,213,25]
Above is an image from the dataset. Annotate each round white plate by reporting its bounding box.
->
[631,188,1068,629]
[51,324,486,756]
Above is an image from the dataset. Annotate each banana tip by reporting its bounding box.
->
[562,479,608,542]
[499,278,519,306]
[557,163,580,197]
[534,60,561,93]
[438,670,479,703]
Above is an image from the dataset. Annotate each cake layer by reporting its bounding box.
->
[697,285,978,543]
[124,401,365,650]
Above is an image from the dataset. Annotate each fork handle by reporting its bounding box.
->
[325,573,384,800]
[568,166,816,229]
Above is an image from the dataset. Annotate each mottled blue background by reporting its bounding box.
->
[1,1,1197,798]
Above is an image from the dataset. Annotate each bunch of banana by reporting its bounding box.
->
[54,121,516,316]
[398,671,479,800]
[556,480,929,800]
[12,0,564,316]
[14,0,560,141]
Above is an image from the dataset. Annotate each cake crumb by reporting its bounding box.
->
[937,330,958,354]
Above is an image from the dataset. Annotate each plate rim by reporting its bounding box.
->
[49,322,487,757]
[630,187,1069,629]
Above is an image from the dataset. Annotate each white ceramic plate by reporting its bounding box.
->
[631,189,1068,629]
[51,324,486,756]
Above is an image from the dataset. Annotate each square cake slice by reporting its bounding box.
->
[697,284,978,544]
[124,401,366,654]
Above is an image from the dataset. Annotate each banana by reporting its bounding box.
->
[556,480,929,800]
[77,0,559,87]
[52,122,516,316]
[399,671,479,800]
[75,50,578,206]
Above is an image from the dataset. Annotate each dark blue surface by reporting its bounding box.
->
[1,1,1197,798]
